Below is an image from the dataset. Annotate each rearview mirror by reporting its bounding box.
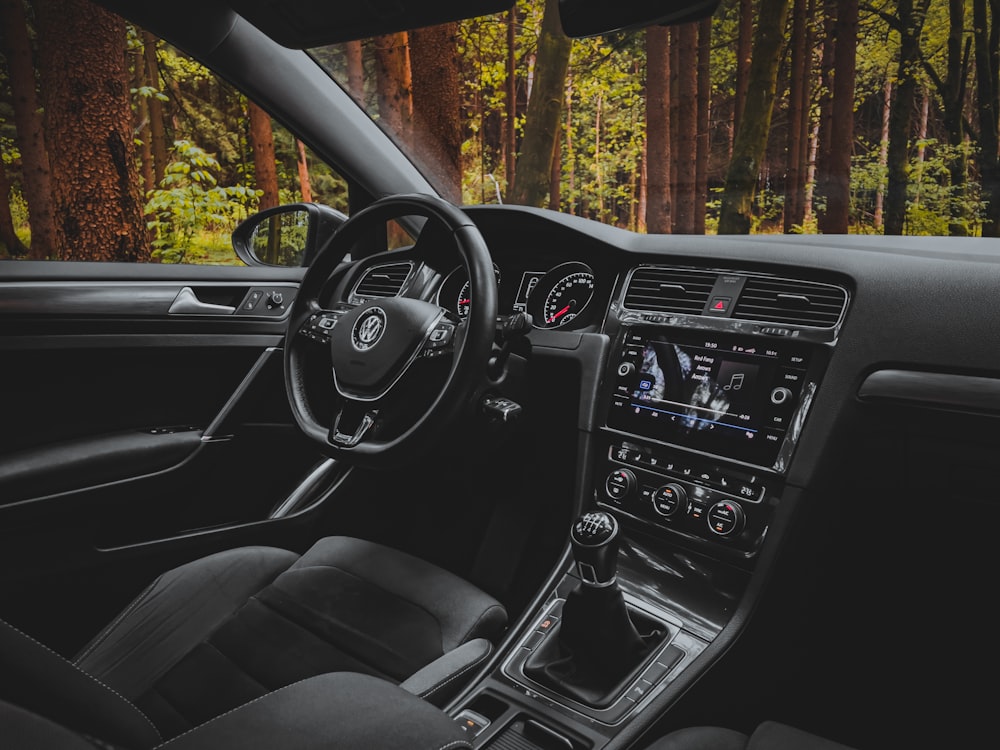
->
[232,203,346,267]
[558,0,721,38]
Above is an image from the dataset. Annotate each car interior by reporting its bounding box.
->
[1,0,998,749]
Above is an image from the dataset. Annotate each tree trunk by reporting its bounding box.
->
[796,0,816,226]
[645,26,671,233]
[818,0,858,234]
[669,27,680,217]
[344,40,364,101]
[734,0,754,139]
[248,100,280,211]
[505,6,518,193]
[695,17,711,235]
[373,32,413,144]
[637,147,647,233]
[943,0,969,235]
[813,0,836,229]
[783,0,808,233]
[672,23,698,234]
[804,117,820,222]
[509,0,572,207]
[410,23,463,202]
[718,0,792,234]
[35,0,148,261]
[566,74,576,214]
[135,59,155,196]
[974,0,1000,236]
[874,79,891,231]
[296,139,313,203]
[0,160,28,257]
[549,121,562,211]
[0,0,56,259]
[884,0,930,236]
[142,30,167,188]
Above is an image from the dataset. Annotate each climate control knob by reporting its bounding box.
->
[605,468,637,502]
[707,500,746,537]
[651,483,687,518]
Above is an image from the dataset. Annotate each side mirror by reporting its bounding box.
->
[232,203,347,267]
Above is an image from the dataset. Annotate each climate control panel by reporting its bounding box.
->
[597,440,779,555]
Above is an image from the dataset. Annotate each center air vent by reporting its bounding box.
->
[733,277,847,329]
[623,268,718,315]
[351,262,412,301]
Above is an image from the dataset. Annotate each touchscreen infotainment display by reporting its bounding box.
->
[607,329,814,467]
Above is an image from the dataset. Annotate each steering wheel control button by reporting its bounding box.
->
[605,468,636,501]
[652,484,687,518]
[425,322,456,350]
[351,307,387,351]
[707,501,745,537]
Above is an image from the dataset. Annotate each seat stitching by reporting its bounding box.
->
[437,741,472,750]
[74,576,162,665]
[0,618,163,741]
[418,643,492,699]
[151,675,320,748]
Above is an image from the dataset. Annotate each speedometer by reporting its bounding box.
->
[529,262,596,329]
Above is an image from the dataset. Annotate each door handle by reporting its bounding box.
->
[168,287,236,315]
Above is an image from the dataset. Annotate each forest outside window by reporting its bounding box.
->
[314,0,1000,238]
[0,0,349,264]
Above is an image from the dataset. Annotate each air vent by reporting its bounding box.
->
[623,268,718,315]
[733,277,847,328]
[351,262,412,301]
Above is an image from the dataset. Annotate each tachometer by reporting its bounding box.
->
[437,263,501,319]
[528,262,596,329]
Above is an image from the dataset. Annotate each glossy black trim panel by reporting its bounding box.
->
[858,369,1000,415]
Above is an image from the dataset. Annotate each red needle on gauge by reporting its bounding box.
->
[547,305,571,324]
[459,299,471,305]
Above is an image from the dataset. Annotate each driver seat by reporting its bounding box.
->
[0,536,507,748]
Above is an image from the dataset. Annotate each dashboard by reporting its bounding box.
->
[330,202,1000,573]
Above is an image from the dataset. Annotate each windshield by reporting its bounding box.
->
[310,0,997,238]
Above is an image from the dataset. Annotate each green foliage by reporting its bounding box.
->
[146,140,260,263]
[850,137,985,235]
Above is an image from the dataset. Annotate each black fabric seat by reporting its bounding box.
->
[0,672,473,750]
[0,536,506,748]
[648,721,858,750]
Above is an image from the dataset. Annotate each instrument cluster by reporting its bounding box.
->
[436,260,598,330]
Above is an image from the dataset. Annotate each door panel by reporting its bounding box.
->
[0,263,344,654]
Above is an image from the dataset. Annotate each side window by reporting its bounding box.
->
[0,0,348,264]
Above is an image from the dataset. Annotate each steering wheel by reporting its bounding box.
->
[284,194,498,466]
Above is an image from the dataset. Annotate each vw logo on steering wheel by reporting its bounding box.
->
[352,307,387,351]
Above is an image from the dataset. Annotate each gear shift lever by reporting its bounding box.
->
[523,511,663,706]
[571,511,620,586]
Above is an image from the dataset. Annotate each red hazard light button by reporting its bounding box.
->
[708,296,731,315]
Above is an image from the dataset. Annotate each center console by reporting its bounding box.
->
[447,266,846,749]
